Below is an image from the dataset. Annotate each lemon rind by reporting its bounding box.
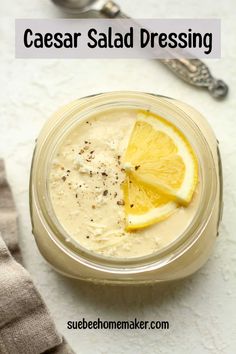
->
[125,201,177,231]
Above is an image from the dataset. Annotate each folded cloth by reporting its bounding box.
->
[0,160,75,354]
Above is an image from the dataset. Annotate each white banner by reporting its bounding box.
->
[15,19,221,59]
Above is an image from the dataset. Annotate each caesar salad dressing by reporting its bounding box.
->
[49,108,200,258]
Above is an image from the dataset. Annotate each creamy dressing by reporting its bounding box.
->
[49,108,200,258]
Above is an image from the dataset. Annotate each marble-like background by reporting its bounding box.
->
[1,1,236,353]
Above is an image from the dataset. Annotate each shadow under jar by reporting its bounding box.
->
[30,91,223,284]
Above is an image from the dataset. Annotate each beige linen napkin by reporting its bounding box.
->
[0,159,75,354]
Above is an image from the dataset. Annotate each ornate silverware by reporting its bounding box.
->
[52,0,228,98]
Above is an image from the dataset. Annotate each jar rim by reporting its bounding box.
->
[30,91,218,274]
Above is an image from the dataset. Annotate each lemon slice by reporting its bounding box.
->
[123,111,198,205]
[122,175,177,231]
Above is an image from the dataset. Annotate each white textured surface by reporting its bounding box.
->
[1,1,236,353]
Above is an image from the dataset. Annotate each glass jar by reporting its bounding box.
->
[29,91,222,284]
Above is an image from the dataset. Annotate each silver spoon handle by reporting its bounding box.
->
[159,58,228,99]
[101,0,228,99]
